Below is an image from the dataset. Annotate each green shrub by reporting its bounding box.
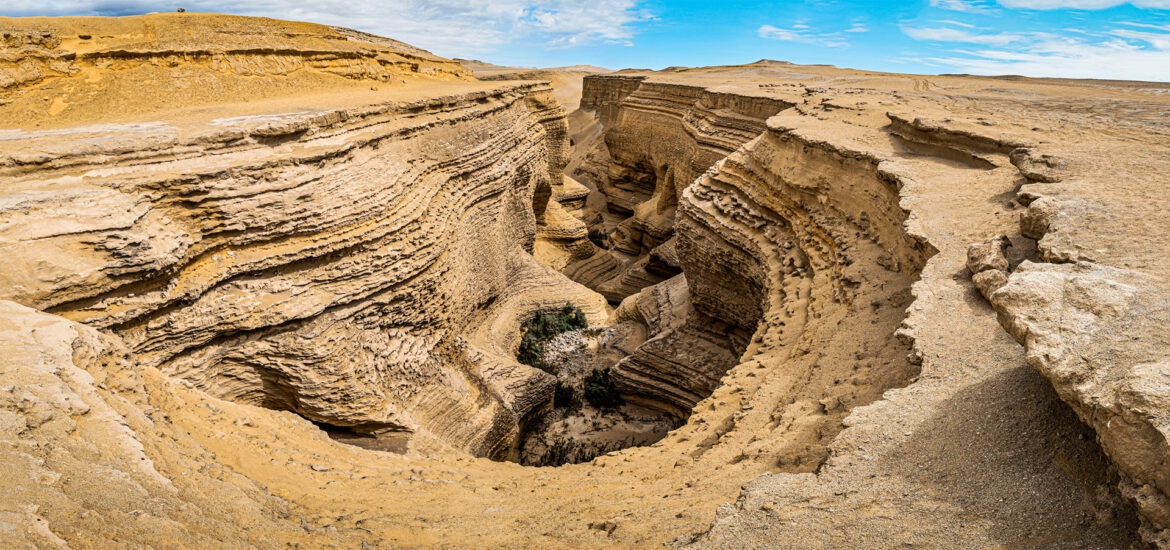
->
[525,436,634,466]
[583,367,622,409]
[516,302,588,375]
[517,335,554,374]
[553,381,580,409]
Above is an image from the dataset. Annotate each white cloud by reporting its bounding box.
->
[1112,27,1170,48]
[900,26,1043,45]
[930,0,999,13]
[932,42,1170,80]
[935,19,978,27]
[1120,21,1170,29]
[996,0,1170,9]
[0,0,651,56]
[757,21,868,48]
[904,20,1170,81]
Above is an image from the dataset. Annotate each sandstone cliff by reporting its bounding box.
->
[2,17,1169,550]
[576,75,932,417]
[559,76,794,304]
[0,13,607,460]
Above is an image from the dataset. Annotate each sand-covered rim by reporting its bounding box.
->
[2,13,1169,550]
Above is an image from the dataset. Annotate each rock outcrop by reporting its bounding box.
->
[0,299,322,547]
[689,72,1167,549]
[979,125,1170,545]
[0,13,606,460]
[991,262,1170,546]
[3,17,1169,549]
[561,76,793,302]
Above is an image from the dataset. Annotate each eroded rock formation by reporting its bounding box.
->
[559,76,794,303]
[979,139,1170,545]
[2,15,1169,550]
[0,14,608,460]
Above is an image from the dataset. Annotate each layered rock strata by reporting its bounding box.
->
[561,76,794,302]
[609,105,933,413]
[2,17,1168,548]
[689,76,1166,548]
[0,14,469,128]
[0,14,605,460]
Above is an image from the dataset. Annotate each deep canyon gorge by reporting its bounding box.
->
[2,13,1169,549]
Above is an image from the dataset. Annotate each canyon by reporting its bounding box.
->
[2,13,1169,549]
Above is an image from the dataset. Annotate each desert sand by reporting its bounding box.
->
[1,13,1168,549]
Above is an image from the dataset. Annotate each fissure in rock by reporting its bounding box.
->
[514,75,931,466]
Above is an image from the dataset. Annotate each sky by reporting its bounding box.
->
[3,1,1170,81]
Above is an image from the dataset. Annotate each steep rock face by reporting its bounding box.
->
[562,76,793,302]
[575,76,929,414]
[3,21,1167,547]
[616,115,932,412]
[686,77,1166,548]
[982,133,1170,546]
[0,15,606,459]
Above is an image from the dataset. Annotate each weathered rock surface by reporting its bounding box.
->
[0,299,311,547]
[990,261,1170,545]
[968,235,1013,298]
[598,88,932,415]
[2,16,1169,549]
[686,66,1166,548]
[0,13,605,459]
[0,14,469,128]
[562,76,794,302]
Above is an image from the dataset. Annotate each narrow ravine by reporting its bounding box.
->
[3,19,1157,547]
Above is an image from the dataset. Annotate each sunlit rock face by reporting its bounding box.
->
[571,76,929,414]
[2,13,1169,550]
[0,14,610,458]
[562,76,793,302]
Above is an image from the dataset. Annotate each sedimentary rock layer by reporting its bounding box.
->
[623,114,931,410]
[0,14,468,127]
[3,16,1169,548]
[687,72,1168,548]
[0,14,606,459]
[560,76,793,302]
[569,74,930,418]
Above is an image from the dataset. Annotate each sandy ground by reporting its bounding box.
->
[518,327,681,466]
[3,15,1168,549]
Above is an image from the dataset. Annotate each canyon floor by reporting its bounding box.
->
[2,13,1169,550]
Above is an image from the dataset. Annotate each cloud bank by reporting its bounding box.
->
[996,0,1170,9]
[0,0,651,56]
[758,21,868,48]
[901,20,1170,80]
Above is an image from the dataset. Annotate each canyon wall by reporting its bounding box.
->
[0,14,608,459]
[571,76,929,417]
[560,76,793,302]
[3,16,1169,548]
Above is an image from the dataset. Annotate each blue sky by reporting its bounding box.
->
[4,1,1170,81]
